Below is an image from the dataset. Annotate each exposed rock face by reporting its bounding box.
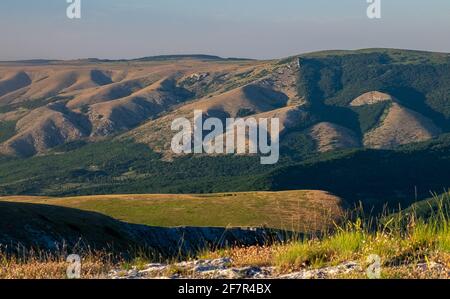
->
[278,262,361,279]
[108,259,362,279]
[108,258,450,279]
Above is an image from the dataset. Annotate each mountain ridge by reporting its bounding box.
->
[1,48,450,210]
[2,48,449,157]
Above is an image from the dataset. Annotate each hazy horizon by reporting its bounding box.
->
[1,0,450,61]
[2,47,450,62]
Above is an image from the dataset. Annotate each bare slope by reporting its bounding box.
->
[307,122,361,152]
[364,103,442,149]
[0,59,263,156]
[0,51,449,157]
[87,78,193,136]
[350,91,393,106]
[0,104,90,156]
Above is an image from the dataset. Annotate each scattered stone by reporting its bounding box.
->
[193,258,232,272]
[198,266,274,279]
[138,263,168,275]
[279,262,361,279]
[108,259,363,279]
[416,262,447,272]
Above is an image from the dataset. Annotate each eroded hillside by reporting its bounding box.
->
[0,49,449,159]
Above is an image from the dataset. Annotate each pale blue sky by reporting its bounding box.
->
[0,0,449,60]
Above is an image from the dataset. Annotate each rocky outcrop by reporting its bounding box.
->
[108,258,450,279]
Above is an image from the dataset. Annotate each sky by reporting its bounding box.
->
[0,0,449,60]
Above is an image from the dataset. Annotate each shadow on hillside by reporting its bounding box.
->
[0,201,298,259]
[267,148,450,212]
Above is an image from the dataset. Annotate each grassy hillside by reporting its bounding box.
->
[401,192,450,220]
[0,191,343,231]
[199,193,449,279]
[1,133,450,211]
[1,193,447,279]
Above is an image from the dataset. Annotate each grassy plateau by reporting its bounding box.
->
[0,190,343,231]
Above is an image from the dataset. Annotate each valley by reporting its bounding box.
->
[1,49,450,278]
[0,49,449,209]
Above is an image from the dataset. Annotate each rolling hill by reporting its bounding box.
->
[1,49,450,211]
[0,190,343,254]
[0,191,343,231]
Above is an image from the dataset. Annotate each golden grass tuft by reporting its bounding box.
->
[0,249,115,279]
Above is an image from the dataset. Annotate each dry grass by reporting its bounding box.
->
[307,122,361,153]
[0,191,343,231]
[337,252,450,279]
[364,103,442,149]
[0,250,115,279]
[200,245,277,268]
[199,194,450,278]
[0,58,264,156]
[0,194,448,279]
